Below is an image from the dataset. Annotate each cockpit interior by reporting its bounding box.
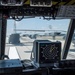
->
[0,0,75,75]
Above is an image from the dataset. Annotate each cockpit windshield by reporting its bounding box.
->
[5,17,72,60]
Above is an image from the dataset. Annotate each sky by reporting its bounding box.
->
[7,17,70,35]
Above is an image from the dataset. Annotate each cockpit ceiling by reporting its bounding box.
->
[24,0,75,6]
[0,0,75,6]
[0,0,75,19]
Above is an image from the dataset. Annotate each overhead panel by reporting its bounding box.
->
[24,0,75,5]
[0,0,25,6]
[24,0,30,4]
[57,5,75,19]
[53,0,75,5]
[66,0,75,5]
[0,0,75,6]
[30,0,52,7]
[1,0,75,19]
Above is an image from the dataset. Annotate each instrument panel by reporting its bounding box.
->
[39,42,61,63]
[32,40,61,68]
[0,0,75,20]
